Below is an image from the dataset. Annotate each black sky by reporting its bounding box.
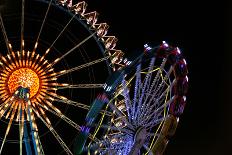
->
[82,0,229,154]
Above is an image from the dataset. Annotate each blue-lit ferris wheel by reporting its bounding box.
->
[76,42,189,155]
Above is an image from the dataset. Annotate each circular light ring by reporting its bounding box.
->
[0,51,57,121]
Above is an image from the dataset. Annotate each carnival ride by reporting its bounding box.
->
[76,42,188,155]
[0,0,188,155]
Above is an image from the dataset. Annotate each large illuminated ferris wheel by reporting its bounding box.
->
[0,0,126,154]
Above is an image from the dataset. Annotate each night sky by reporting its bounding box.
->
[0,0,230,154]
[84,0,228,154]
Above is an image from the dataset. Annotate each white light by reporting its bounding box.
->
[144,43,152,51]
[183,96,186,101]
[103,84,107,89]
[162,41,168,47]
[183,59,187,64]
[106,86,112,92]
[186,76,189,82]
[147,47,152,50]
[123,58,127,63]
[127,61,132,65]
[176,47,181,54]
[34,42,38,49]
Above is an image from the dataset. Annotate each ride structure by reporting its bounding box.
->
[76,41,188,155]
[0,0,189,155]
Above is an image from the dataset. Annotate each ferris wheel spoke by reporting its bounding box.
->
[57,83,104,89]
[36,103,99,142]
[33,0,53,52]
[144,57,156,86]
[145,118,166,131]
[142,57,156,91]
[138,85,169,122]
[33,102,51,124]
[137,89,169,127]
[145,98,173,125]
[140,66,172,118]
[0,13,11,54]
[53,97,89,109]
[54,56,110,77]
[141,86,167,116]
[140,69,160,113]
[36,102,81,131]
[147,59,167,97]
[138,87,170,123]
[20,0,25,53]
[139,72,173,120]
[132,64,142,120]
[37,103,81,131]
[50,32,97,67]
[32,107,73,155]
[151,67,173,101]
[139,104,162,125]
[0,102,18,154]
[134,58,156,123]
[43,14,76,58]
[52,97,113,116]
[0,97,15,119]
[16,101,22,121]
[5,102,16,119]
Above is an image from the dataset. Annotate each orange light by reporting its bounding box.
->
[8,68,40,98]
[0,50,57,122]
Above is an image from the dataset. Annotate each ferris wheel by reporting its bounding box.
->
[0,0,125,154]
[76,42,189,155]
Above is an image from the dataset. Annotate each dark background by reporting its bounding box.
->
[83,0,229,154]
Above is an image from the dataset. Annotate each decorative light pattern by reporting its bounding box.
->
[8,68,40,98]
[102,62,171,155]
[0,50,57,121]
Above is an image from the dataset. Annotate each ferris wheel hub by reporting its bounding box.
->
[0,50,58,122]
[8,68,39,98]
